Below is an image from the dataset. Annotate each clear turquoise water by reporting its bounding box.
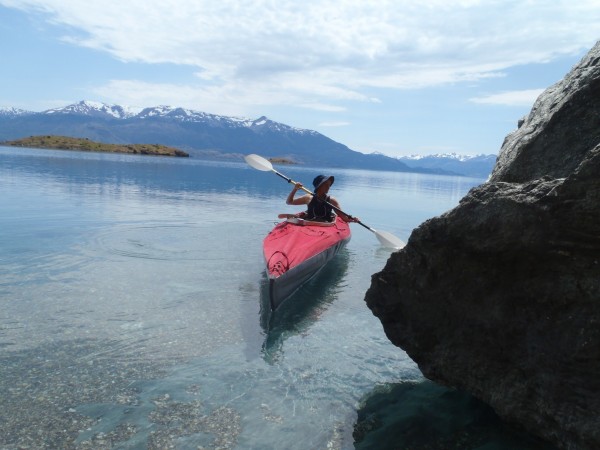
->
[0,146,555,449]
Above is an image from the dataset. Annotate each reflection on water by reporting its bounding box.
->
[259,250,350,362]
[354,380,557,450]
[0,146,297,200]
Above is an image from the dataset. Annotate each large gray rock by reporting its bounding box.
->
[365,41,600,450]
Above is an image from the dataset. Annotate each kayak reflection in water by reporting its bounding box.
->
[286,174,359,223]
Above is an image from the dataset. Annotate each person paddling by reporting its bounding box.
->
[286,175,358,223]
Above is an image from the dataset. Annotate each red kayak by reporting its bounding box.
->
[263,215,351,310]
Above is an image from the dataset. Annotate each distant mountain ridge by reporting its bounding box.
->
[0,107,33,117]
[0,100,495,176]
[43,100,139,119]
[397,153,497,178]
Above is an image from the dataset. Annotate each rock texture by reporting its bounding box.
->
[365,41,600,450]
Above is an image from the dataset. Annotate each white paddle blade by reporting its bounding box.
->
[245,154,274,172]
[375,230,405,249]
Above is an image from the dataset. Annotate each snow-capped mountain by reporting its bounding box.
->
[0,106,34,117]
[396,153,497,178]
[135,105,243,123]
[0,100,417,172]
[43,100,140,119]
[34,100,318,136]
[400,152,489,162]
[0,100,493,175]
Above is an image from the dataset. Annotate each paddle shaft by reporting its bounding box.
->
[271,168,374,232]
[244,153,404,248]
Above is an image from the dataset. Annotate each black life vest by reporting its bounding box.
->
[306,195,334,222]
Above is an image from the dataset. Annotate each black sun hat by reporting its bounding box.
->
[312,175,334,190]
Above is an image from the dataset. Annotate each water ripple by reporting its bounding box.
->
[94,224,207,261]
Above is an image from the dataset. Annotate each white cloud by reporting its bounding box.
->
[2,0,599,111]
[319,121,351,127]
[470,89,545,107]
[300,103,347,113]
[92,78,358,116]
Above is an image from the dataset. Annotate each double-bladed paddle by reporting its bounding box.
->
[244,153,405,249]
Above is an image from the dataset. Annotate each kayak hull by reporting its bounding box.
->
[263,216,351,310]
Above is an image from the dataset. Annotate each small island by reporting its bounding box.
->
[2,135,189,157]
[268,157,296,165]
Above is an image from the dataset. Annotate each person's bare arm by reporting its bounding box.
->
[286,183,312,205]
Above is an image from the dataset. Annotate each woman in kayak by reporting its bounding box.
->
[286,175,357,223]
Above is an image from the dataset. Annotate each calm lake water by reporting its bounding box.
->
[0,146,555,449]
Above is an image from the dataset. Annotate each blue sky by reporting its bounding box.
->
[1,1,598,157]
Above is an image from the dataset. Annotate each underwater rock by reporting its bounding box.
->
[365,41,600,450]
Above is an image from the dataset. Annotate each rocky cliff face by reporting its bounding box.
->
[365,41,600,450]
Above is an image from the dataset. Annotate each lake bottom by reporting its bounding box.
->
[0,336,558,450]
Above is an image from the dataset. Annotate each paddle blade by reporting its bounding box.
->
[375,230,405,249]
[245,154,274,172]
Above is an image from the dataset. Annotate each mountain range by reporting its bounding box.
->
[396,153,496,178]
[0,100,495,177]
